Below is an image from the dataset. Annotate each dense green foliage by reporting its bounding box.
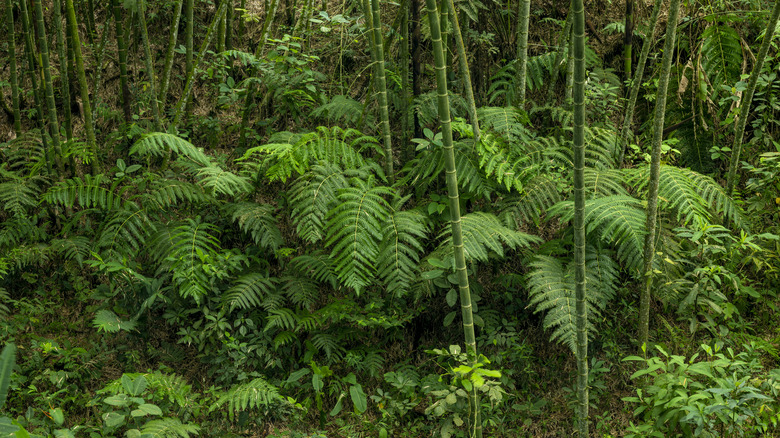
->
[1,0,780,437]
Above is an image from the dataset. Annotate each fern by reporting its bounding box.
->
[324,176,394,293]
[289,252,339,289]
[50,236,92,266]
[97,207,155,257]
[414,90,468,128]
[129,132,211,166]
[497,175,562,227]
[677,167,745,229]
[437,212,542,263]
[550,195,646,273]
[0,130,47,176]
[0,178,40,217]
[401,142,491,199]
[239,126,377,182]
[377,206,430,298]
[228,202,283,251]
[0,287,10,317]
[312,95,365,126]
[526,248,619,352]
[223,273,278,310]
[281,275,320,311]
[700,24,742,90]
[98,372,196,409]
[44,174,129,210]
[140,179,209,210]
[477,106,531,142]
[289,164,351,243]
[139,418,200,438]
[584,168,630,198]
[476,132,537,192]
[195,165,252,197]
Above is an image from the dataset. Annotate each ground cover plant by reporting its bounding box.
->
[1,0,780,436]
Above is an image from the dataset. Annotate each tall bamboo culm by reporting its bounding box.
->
[52,0,73,141]
[65,0,99,174]
[617,0,663,165]
[138,0,163,130]
[5,0,21,136]
[639,0,682,352]
[447,0,480,143]
[546,10,572,103]
[159,0,185,109]
[369,0,394,182]
[32,0,66,176]
[571,0,588,434]
[425,0,481,436]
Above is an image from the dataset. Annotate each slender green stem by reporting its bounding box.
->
[5,0,21,136]
[138,0,163,130]
[20,0,52,175]
[159,0,185,110]
[65,0,99,174]
[370,0,394,181]
[447,0,480,143]
[624,0,633,81]
[184,0,194,120]
[726,1,780,196]
[639,0,682,352]
[571,0,588,434]
[515,0,531,108]
[52,0,73,140]
[33,0,66,176]
[425,1,480,436]
[546,10,572,103]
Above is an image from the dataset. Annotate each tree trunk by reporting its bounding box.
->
[159,0,185,109]
[111,0,133,122]
[411,0,422,139]
[138,0,163,130]
[515,0,531,108]
[726,1,780,196]
[624,0,634,82]
[425,2,481,436]
[546,9,572,103]
[639,0,682,352]
[52,0,73,140]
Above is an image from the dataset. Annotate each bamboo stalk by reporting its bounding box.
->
[5,0,21,136]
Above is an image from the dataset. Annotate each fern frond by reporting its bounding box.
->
[239,126,375,182]
[476,133,537,192]
[50,236,92,266]
[223,273,278,310]
[129,133,211,166]
[229,202,283,251]
[526,249,619,352]
[139,418,200,438]
[289,164,350,243]
[311,332,346,360]
[0,178,41,216]
[196,165,252,197]
[700,24,742,89]
[140,179,209,210]
[282,275,320,311]
[325,177,394,294]
[0,130,47,176]
[678,167,745,228]
[98,372,196,409]
[44,175,129,210]
[414,90,468,128]
[584,168,629,198]
[289,252,339,289]
[312,95,364,126]
[401,143,490,199]
[477,107,531,142]
[438,212,542,263]
[378,207,429,298]
[210,377,289,421]
[498,176,563,227]
[97,207,155,258]
[550,195,646,272]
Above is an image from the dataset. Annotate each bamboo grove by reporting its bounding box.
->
[1,0,780,436]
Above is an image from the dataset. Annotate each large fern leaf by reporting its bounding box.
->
[324,177,394,293]
[526,248,619,352]
[497,176,562,227]
[700,24,742,90]
[229,202,283,251]
[437,212,542,263]
[44,174,129,210]
[210,377,290,421]
[289,164,351,243]
[377,206,429,298]
[129,132,211,166]
[139,418,200,438]
[223,273,278,310]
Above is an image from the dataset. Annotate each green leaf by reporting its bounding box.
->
[446,288,458,307]
[329,393,344,416]
[349,385,367,413]
[133,403,163,416]
[123,375,148,396]
[103,394,130,407]
[103,412,126,428]
[49,408,65,426]
[422,269,444,280]
[93,310,137,333]
[443,311,457,327]
[0,344,16,410]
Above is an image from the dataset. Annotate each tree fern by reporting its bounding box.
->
[289,164,351,243]
[195,165,252,197]
[377,206,430,298]
[498,176,562,227]
[311,95,365,126]
[222,273,278,310]
[583,168,629,198]
[324,176,394,293]
[281,275,320,311]
[44,175,129,210]
[210,377,290,421]
[700,24,742,90]
[140,179,209,210]
[97,207,155,258]
[50,236,93,266]
[228,202,283,251]
[413,90,468,128]
[550,195,647,273]
[289,252,339,289]
[239,126,378,182]
[477,106,531,142]
[0,175,41,217]
[129,132,211,167]
[476,132,537,192]
[526,248,619,353]
[401,142,490,199]
[138,417,200,438]
[437,212,542,263]
[0,131,47,176]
